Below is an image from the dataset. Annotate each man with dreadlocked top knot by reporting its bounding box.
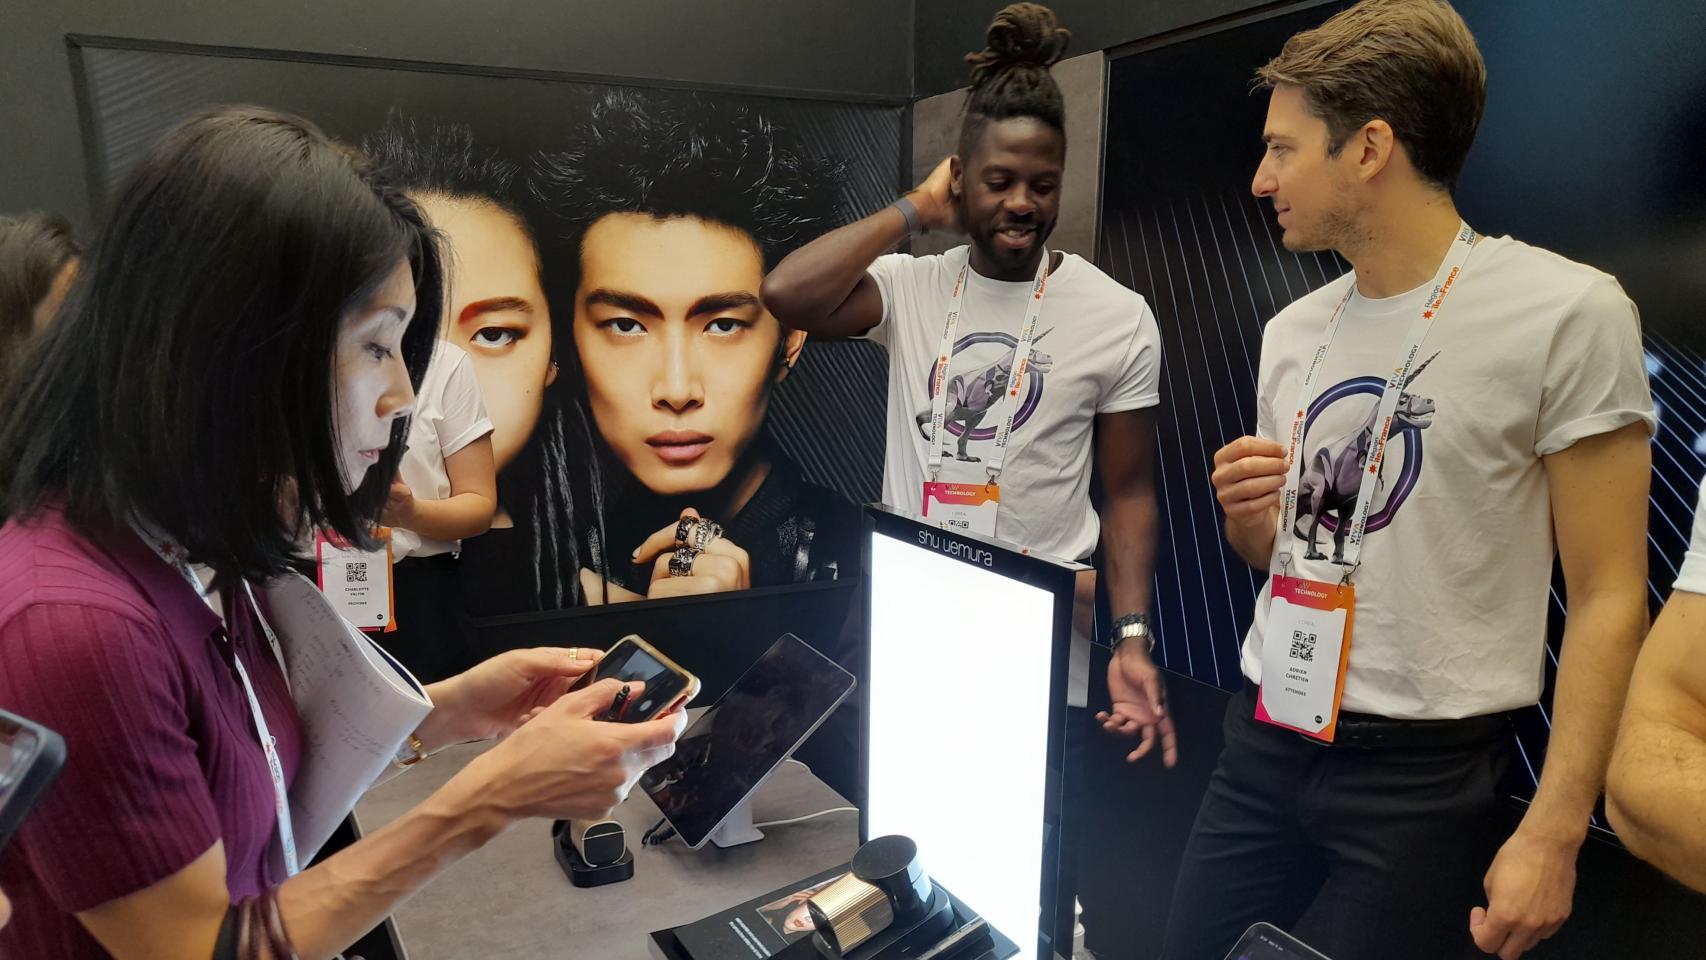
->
[764,4,1169,954]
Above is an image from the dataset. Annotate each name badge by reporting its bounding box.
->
[922,481,1001,538]
[315,529,395,633]
[1255,574,1355,742]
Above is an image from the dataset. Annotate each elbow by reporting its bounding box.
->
[468,495,498,539]
[1604,756,1636,839]
[760,272,819,330]
[1605,788,1662,870]
[1606,739,1662,863]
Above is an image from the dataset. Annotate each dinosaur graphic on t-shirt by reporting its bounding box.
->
[915,330,1055,462]
[1294,352,1440,564]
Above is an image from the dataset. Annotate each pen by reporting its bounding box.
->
[602,684,632,722]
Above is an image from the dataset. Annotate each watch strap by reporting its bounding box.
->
[894,195,923,237]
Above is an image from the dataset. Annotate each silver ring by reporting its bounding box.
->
[692,520,724,553]
[674,517,696,545]
[668,546,698,578]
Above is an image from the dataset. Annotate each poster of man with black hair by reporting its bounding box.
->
[355,90,867,625]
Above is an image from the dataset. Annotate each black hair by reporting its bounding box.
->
[0,212,79,381]
[506,90,849,608]
[0,106,442,583]
[359,114,589,604]
[957,3,1072,159]
[531,87,844,273]
[359,114,537,246]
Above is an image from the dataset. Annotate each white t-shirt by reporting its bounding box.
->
[867,247,1163,705]
[392,341,494,561]
[1242,236,1655,719]
[867,247,1163,559]
[1674,478,1706,595]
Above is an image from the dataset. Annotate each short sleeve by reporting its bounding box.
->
[1534,276,1656,456]
[435,350,494,458]
[1673,478,1706,595]
[0,604,221,912]
[860,254,910,347]
[1255,331,1279,442]
[1097,296,1163,414]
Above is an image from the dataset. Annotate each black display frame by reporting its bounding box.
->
[858,503,1085,960]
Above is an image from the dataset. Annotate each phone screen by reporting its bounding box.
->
[1225,924,1332,960]
[577,640,692,722]
[0,724,41,808]
[0,717,49,854]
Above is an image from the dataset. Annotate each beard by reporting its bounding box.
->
[959,193,1054,273]
[1283,173,1370,254]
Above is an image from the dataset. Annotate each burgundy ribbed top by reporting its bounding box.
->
[0,506,302,959]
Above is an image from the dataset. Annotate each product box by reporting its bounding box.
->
[648,865,1016,960]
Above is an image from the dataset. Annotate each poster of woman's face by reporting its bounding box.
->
[758,875,844,938]
[75,44,899,614]
[416,195,557,481]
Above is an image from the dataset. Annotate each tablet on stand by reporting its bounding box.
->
[640,633,857,850]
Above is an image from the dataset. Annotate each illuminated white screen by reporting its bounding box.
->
[866,530,1059,960]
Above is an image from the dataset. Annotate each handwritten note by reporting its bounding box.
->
[263,573,434,862]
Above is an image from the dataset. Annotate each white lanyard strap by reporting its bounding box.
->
[1275,221,1477,576]
[927,247,1052,483]
[130,523,300,877]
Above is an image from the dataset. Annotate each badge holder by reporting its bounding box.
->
[921,477,1002,538]
[1255,570,1355,743]
[314,528,396,633]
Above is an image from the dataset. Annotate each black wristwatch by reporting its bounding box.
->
[1107,612,1154,655]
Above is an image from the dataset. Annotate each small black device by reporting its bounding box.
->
[0,708,66,856]
[571,635,700,723]
[568,818,627,866]
[551,818,633,888]
[639,633,856,849]
[1223,923,1333,960]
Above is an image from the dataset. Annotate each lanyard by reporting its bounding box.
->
[927,247,1051,483]
[1274,221,1477,576]
[131,522,300,878]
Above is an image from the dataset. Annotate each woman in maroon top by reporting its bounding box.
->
[0,107,684,960]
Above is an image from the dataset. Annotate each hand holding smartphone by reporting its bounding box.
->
[571,636,700,723]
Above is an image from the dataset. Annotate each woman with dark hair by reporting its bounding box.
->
[0,211,79,380]
[0,106,682,960]
[520,88,862,607]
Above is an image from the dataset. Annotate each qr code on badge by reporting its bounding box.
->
[1290,629,1316,663]
[346,563,368,584]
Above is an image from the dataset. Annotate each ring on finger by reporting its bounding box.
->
[674,517,696,545]
[668,546,698,578]
[692,519,724,553]
[569,647,580,661]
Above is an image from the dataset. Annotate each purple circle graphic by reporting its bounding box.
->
[924,331,1046,440]
[1299,375,1425,535]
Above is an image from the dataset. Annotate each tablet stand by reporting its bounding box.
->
[707,796,765,848]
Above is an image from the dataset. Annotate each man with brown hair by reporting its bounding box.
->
[1181,1,1655,958]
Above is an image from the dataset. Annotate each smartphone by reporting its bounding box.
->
[0,709,67,856]
[570,636,700,723]
[1223,922,1333,960]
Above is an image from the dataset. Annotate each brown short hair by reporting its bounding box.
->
[1257,0,1487,190]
